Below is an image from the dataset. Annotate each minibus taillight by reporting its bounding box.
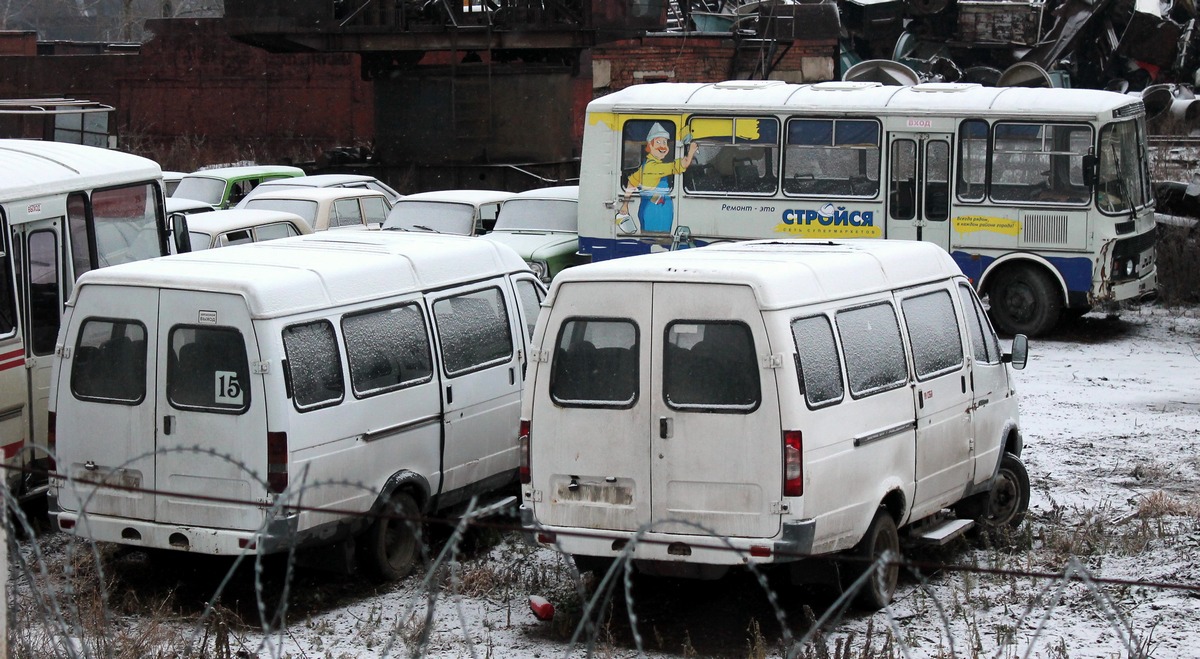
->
[784,431,803,497]
[46,411,57,473]
[267,431,288,494]
[519,419,531,484]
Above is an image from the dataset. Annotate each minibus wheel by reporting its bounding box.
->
[988,266,1062,337]
[844,508,899,610]
[360,491,421,581]
[983,453,1030,529]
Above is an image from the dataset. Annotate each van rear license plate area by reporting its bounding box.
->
[553,476,634,506]
[73,466,142,492]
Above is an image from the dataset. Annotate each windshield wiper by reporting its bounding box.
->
[410,224,440,233]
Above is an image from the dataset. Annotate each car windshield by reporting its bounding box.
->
[188,231,213,250]
[494,199,578,232]
[384,201,475,235]
[244,199,319,225]
[173,177,226,206]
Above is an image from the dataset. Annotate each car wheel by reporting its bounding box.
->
[843,508,900,610]
[988,266,1062,337]
[359,491,421,581]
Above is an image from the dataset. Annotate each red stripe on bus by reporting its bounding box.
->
[0,357,23,372]
[2,439,22,459]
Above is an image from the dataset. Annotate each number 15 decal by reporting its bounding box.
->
[215,371,243,405]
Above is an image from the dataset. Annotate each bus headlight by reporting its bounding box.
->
[1124,259,1136,277]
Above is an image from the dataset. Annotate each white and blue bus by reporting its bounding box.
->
[577,80,1157,336]
[0,140,170,502]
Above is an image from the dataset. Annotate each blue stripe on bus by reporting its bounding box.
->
[951,251,1093,294]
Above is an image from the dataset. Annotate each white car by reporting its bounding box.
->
[383,189,515,236]
[241,187,392,231]
[182,208,313,251]
[236,173,403,206]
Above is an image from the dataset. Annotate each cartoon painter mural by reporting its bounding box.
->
[617,120,698,234]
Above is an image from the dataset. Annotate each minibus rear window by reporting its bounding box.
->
[167,326,250,413]
[663,321,759,413]
[550,318,638,408]
[791,315,843,409]
[71,318,147,405]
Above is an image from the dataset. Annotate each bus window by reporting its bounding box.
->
[0,214,16,337]
[92,182,162,268]
[956,119,988,203]
[68,193,93,280]
[925,140,950,221]
[28,230,60,356]
[991,123,1091,205]
[783,119,880,197]
[684,117,779,195]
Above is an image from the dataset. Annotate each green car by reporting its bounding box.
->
[482,185,582,282]
[172,164,306,210]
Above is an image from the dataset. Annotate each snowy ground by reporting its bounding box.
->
[10,306,1200,658]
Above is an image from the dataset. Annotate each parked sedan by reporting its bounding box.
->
[481,185,582,282]
[241,187,392,231]
[173,164,307,209]
[382,189,515,236]
[235,173,403,206]
[182,208,313,251]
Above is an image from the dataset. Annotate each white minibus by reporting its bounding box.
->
[50,231,546,580]
[520,239,1029,608]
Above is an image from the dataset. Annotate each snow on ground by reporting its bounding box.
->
[11,307,1200,658]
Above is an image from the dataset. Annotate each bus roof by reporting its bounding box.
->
[0,140,162,203]
[548,239,964,310]
[588,81,1143,120]
[70,230,532,318]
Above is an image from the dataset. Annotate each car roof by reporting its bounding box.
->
[183,164,306,180]
[255,174,379,187]
[549,239,964,310]
[509,185,579,201]
[72,231,530,319]
[398,189,516,204]
[245,187,391,203]
[162,170,187,181]
[183,208,314,234]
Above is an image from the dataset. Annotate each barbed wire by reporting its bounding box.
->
[5,447,1192,658]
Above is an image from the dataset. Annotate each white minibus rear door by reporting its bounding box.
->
[55,286,159,522]
[154,290,267,530]
[886,132,953,251]
[650,283,782,539]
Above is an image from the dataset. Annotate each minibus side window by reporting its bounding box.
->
[901,290,964,380]
[837,303,908,398]
[664,321,759,413]
[168,326,250,413]
[957,284,1002,364]
[549,318,638,408]
[72,318,147,404]
[791,314,843,409]
[342,302,433,398]
[282,320,344,411]
[433,287,513,376]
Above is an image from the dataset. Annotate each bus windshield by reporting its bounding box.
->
[1097,120,1151,215]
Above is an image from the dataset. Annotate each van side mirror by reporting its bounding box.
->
[169,212,192,254]
[1003,334,1029,370]
[1082,154,1097,187]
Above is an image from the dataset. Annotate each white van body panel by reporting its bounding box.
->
[522,239,1021,568]
[51,231,537,555]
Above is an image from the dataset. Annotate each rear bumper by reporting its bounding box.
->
[52,507,300,555]
[522,505,816,566]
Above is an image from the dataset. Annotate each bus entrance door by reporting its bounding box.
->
[13,220,63,466]
[886,132,952,251]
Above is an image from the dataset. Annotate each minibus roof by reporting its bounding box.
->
[548,239,965,310]
[70,231,532,318]
[589,80,1142,120]
[0,140,161,203]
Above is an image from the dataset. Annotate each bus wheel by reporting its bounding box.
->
[843,508,899,610]
[988,266,1062,337]
[359,491,421,581]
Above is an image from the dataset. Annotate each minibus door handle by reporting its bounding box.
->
[659,416,673,439]
[163,415,174,435]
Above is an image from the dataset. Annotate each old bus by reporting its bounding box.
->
[576,80,1157,336]
[0,140,169,502]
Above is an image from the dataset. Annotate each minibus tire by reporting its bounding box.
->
[988,266,1062,337]
[845,508,899,611]
[573,555,616,578]
[983,453,1030,529]
[360,492,421,581]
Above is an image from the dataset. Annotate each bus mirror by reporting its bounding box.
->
[1082,154,1097,187]
[169,213,192,253]
[1004,334,1029,370]
[671,225,694,251]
